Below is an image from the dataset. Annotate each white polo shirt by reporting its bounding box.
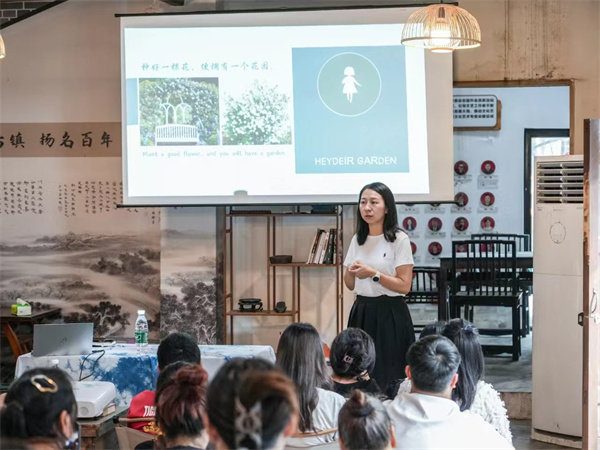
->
[344,231,414,297]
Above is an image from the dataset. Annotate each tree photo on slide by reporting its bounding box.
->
[139,78,220,146]
[223,80,292,145]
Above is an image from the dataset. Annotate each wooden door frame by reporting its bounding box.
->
[583,119,599,450]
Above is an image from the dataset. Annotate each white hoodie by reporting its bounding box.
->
[387,392,514,450]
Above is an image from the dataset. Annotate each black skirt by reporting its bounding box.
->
[347,294,415,390]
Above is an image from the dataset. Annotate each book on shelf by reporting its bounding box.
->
[306,228,338,264]
[307,229,324,264]
[313,229,328,264]
[322,229,336,264]
[318,229,330,263]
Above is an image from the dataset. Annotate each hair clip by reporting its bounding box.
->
[354,404,375,417]
[234,397,262,449]
[343,354,354,364]
[30,375,58,393]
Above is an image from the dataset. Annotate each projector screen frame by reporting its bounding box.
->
[115,3,460,19]
[115,200,459,208]
[120,5,454,206]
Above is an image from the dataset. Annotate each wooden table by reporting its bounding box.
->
[80,405,128,450]
[0,307,61,358]
[437,252,533,320]
[0,307,61,326]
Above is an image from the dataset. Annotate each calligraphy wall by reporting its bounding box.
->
[0,1,220,344]
[0,155,161,339]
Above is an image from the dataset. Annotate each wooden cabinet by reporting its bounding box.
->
[222,207,344,344]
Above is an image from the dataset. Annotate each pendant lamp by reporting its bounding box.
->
[401,2,481,53]
[0,34,5,59]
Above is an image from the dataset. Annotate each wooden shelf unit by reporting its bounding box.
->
[222,206,344,344]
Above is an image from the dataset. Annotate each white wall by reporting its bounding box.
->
[453,86,570,236]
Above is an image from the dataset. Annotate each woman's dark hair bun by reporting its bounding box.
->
[346,389,375,417]
[174,365,209,387]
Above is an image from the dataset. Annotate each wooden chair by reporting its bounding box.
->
[405,267,446,331]
[470,233,531,252]
[471,233,532,337]
[286,428,339,449]
[3,323,33,359]
[449,240,523,361]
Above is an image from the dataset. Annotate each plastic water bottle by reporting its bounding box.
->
[135,310,149,354]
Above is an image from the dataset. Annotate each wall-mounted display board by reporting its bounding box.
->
[453,94,501,131]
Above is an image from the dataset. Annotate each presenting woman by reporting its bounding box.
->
[344,182,414,389]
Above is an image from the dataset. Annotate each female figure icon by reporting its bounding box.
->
[342,67,361,103]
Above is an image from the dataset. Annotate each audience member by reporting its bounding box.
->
[383,321,447,399]
[128,332,202,433]
[153,364,209,449]
[396,319,511,442]
[276,323,345,447]
[330,328,382,398]
[205,357,298,450]
[0,368,79,450]
[387,336,513,449]
[383,378,403,402]
[338,390,395,450]
[135,361,194,450]
[419,320,446,339]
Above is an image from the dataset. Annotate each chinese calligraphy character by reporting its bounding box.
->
[40,133,55,148]
[101,132,113,148]
[60,132,74,149]
[82,132,93,147]
[10,133,25,148]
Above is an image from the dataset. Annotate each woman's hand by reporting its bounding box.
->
[347,260,376,280]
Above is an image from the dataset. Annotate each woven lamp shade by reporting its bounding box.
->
[0,35,5,59]
[401,4,481,53]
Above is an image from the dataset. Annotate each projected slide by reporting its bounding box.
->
[292,46,408,174]
[122,22,433,203]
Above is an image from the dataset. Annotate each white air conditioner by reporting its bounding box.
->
[532,155,584,437]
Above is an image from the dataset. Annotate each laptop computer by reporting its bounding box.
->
[32,323,94,357]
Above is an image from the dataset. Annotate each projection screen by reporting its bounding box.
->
[120,6,453,205]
